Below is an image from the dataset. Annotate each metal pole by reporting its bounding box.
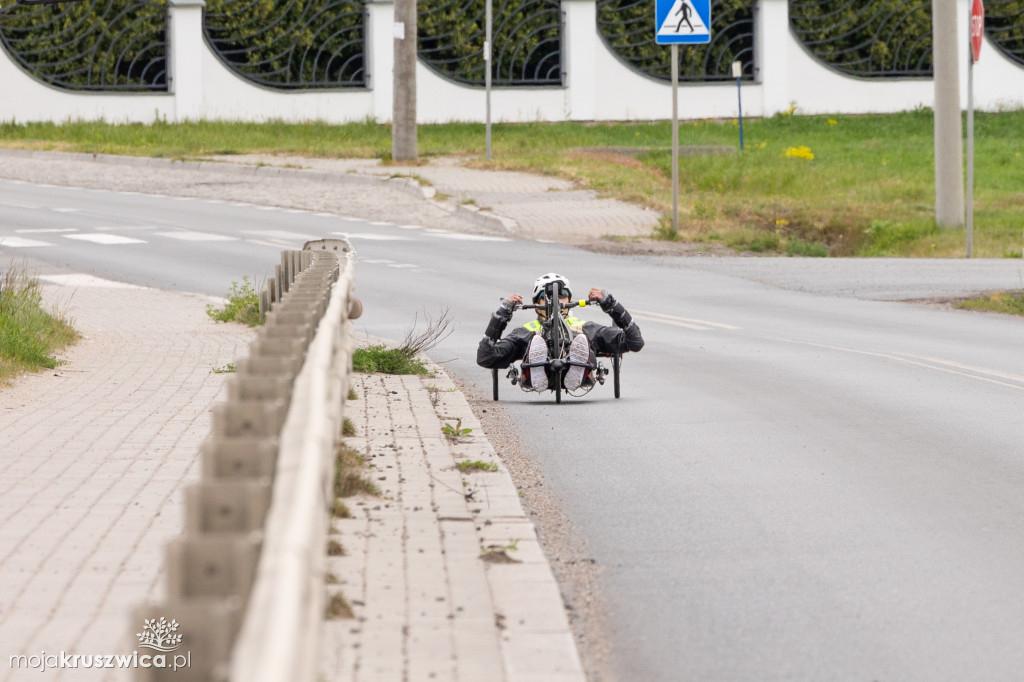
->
[671,44,678,238]
[485,0,492,161]
[736,77,744,151]
[967,29,975,258]
[931,0,965,229]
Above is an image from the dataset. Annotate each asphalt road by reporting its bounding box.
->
[4,180,1024,681]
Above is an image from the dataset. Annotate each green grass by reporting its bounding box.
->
[456,460,498,473]
[4,110,1024,257]
[207,276,263,326]
[352,344,428,375]
[957,291,1024,316]
[0,262,78,383]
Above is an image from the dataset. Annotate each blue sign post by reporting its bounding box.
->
[656,0,710,235]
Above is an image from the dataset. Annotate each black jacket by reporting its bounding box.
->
[477,294,644,369]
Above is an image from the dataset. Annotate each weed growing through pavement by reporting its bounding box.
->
[325,592,354,620]
[0,260,78,383]
[212,363,236,374]
[327,539,346,556]
[342,417,356,436]
[206,276,264,326]
[334,444,379,498]
[347,386,358,400]
[457,460,498,473]
[442,419,472,443]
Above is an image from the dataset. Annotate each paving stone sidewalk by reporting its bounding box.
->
[0,274,254,681]
[321,361,585,682]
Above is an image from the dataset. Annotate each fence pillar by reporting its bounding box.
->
[563,0,598,121]
[366,0,396,122]
[168,0,206,122]
[756,0,789,116]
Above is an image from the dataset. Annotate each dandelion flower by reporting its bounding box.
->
[783,146,814,160]
[828,119,837,125]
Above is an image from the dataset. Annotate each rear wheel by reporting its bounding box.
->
[555,382,562,404]
[492,368,499,401]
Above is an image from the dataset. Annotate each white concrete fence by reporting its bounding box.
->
[2,0,1023,125]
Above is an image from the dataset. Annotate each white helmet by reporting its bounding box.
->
[532,273,572,302]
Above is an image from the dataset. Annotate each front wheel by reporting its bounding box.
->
[555,382,562,404]
[613,355,621,399]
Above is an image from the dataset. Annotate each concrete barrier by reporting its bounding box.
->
[135,238,357,681]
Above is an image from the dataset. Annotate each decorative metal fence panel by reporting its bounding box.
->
[985,0,1024,68]
[203,0,366,89]
[790,0,933,77]
[596,0,754,82]
[418,0,562,86]
[0,0,167,91]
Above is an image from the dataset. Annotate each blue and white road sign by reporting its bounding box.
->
[656,0,710,45]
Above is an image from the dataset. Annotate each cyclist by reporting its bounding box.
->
[477,273,644,392]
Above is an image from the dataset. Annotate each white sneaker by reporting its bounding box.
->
[564,334,590,391]
[527,334,548,392]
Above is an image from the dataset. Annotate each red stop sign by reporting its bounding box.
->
[971,0,985,62]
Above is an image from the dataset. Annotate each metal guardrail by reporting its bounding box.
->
[135,238,359,681]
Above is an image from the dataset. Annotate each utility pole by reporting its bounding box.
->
[932,0,964,228]
[392,0,417,161]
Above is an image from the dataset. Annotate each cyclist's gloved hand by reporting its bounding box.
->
[598,290,617,312]
[495,294,523,320]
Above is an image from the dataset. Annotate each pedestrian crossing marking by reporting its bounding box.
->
[0,236,52,248]
[156,231,238,242]
[64,233,146,245]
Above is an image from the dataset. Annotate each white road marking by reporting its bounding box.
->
[52,207,82,213]
[632,309,742,330]
[386,263,417,269]
[0,236,52,248]
[0,200,40,209]
[632,314,710,331]
[398,224,424,230]
[38,274,143,289]
[156,231,238,242]
[369,221,394,226]
[92,225,157,232]
[243,229,318,241]
[334,232,410,241]
[424,232,511,242]
[244,238,296,249]
[361,258,396,264]
[64,233,146,245]
[16,228,76,234]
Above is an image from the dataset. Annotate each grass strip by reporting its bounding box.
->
[0,263,78,384]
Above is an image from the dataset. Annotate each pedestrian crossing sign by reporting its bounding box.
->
[655,0,711,45]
